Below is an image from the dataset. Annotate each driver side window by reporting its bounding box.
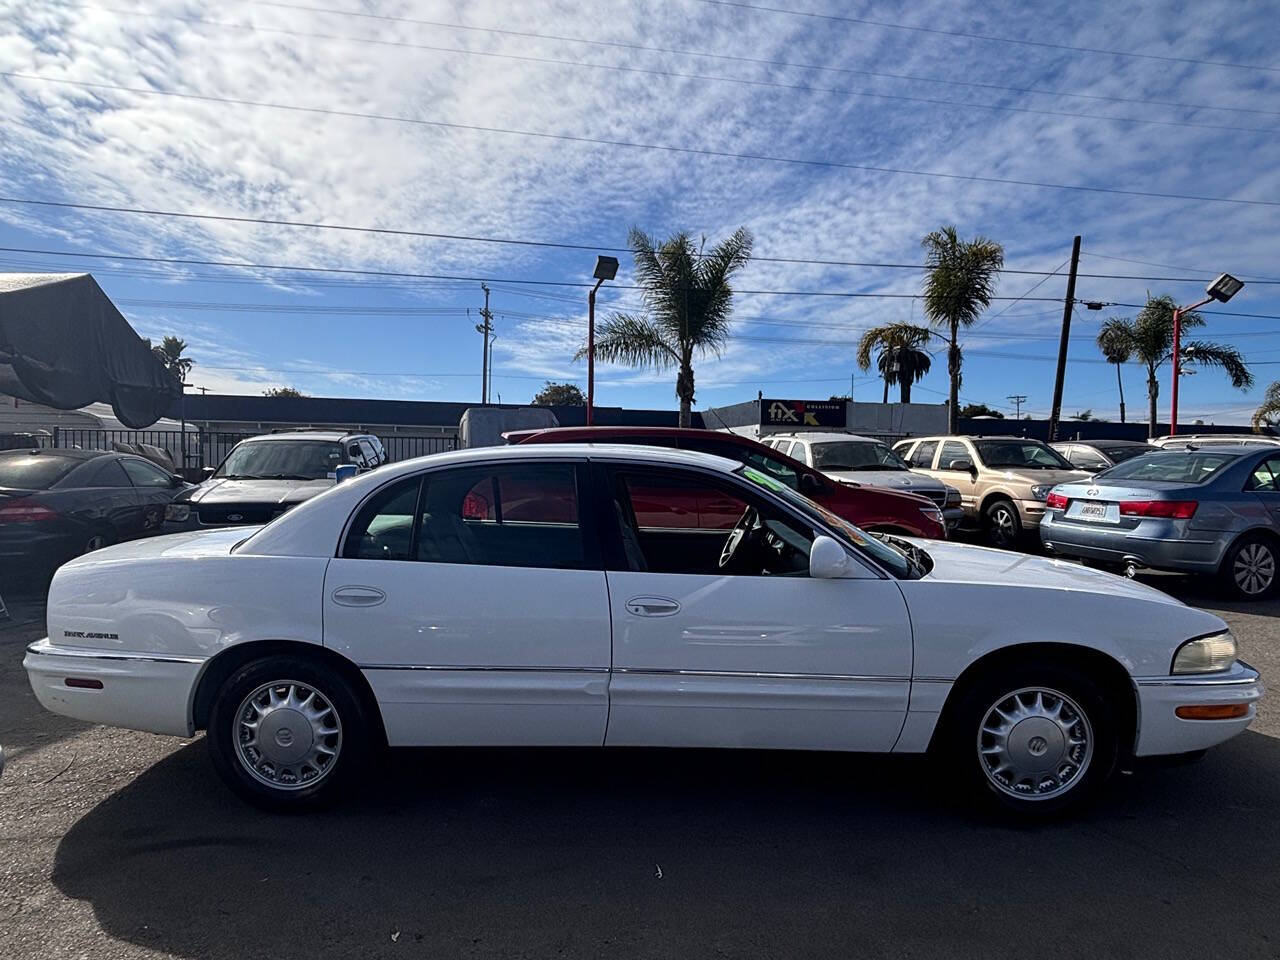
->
[609,467,815,576]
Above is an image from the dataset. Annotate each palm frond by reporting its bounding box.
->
[1253,381,1280,431]
[1179,339,1254,390]
[574,313,679,369]
[920,226,1005,330]
[1096,317,1134,364]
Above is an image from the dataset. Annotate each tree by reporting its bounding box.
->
[1093,295,1253,437]
[855,323,933,403]
[1253,381,1280,431]
[263,386,306,398]
[532,381,585,406]
[152,335,193,382]
[958,403,1004,418]
[1096,318,1132,423]
[1070,409,1095,421]
[920,226,1005,432]
[581,225,754,427]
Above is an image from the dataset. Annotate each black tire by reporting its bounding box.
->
[983,498,1022,549]
[1220,533,1278,601]
[945,661,1118,818]
[206,654,371,811]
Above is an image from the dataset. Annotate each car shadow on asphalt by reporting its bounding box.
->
[52,733,1280,959]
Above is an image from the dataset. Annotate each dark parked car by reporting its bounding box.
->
[503,426,947,538]
[164,430,387,531]
[0,447,191,587]
[1051,439,1156,471]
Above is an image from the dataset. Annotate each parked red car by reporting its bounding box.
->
[504,426,947,539]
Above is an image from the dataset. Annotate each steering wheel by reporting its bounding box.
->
[718,506,760,570]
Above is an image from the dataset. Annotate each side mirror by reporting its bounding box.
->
[334,464,359,484]
[201,466,215,477]
[799,472,822,495]
[947,457,974,473]
[809,535,853,579]
[169,473,185,487]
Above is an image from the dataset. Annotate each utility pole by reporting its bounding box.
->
[1007,394,1027,420]
[475,284,493,404]
[1046,235,1081,443]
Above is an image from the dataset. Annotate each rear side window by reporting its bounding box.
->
[0,453,81,489]
[909,441,938,468]
[344,477,422,560]
[89,459,133,488]
[1246,456,1280,493]
[121,458,173,487]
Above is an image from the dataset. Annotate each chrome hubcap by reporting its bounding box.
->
[978,687,1093,801]
[233,681,342,791]
[1233,543,1275,595]
[990,507,1017,545]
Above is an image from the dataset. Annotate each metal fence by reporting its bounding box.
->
[0,427,457,474]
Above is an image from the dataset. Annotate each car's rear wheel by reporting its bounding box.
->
[207,654,370,810]
[1221,534,1278,600]
[948,662,1117,817]
[983,499,1022,548]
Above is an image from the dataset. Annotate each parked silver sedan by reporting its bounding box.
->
[1040,446,1280,599]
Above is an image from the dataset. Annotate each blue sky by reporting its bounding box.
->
[1,0,1278,423]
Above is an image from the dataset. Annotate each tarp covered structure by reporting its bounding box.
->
[0,273,179,428]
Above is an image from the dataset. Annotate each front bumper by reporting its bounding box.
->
[1014,499,1047,529]
[23,638,203,738]
[1133,660,1263,757]
[1040,512,1224,574]
[942,506,965,531]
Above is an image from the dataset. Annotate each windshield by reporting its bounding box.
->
[215,440,344,480]
[1100,444,1155,464]
[1096,451,1238,484]
[975,439,1075,470]
[0,453,80,489]
[738,465,920,579]
[810,440,910,471]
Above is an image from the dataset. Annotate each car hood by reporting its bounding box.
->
[986,468,1090,486]
[823,469,946,493]
[180,477,334,506]
[918,538,1182,605]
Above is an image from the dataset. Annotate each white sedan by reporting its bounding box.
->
[24,444,1263,815]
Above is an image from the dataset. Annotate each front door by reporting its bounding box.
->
[600,464,913,752]
[323,460,611,747]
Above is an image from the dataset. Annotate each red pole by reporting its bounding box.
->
[1170,306,1181,437]
[586,284,597,426]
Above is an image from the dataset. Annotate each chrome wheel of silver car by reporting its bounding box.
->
[977,687,1093,801]
[1233,542,1276,596]
[233,681,343,791]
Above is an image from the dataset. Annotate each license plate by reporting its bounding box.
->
[1079,503,1107,518]
[1068,500,1118,523]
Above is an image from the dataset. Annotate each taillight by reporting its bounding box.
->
[1045,492,1069,510]
[1118,500,1198,519]
[0,498,58,523]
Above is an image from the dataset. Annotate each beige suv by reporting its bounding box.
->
[892,435,1089,547]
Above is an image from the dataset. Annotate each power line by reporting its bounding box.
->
[242,1,1280,118]
[687,0,1280,74]
[5,72,1276,208]
[972,257,1069,330]
[1081,250,1280,283]
[53,4,1280,137]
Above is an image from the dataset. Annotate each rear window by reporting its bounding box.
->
[1098,451,1238,484]
[0,453,82,489]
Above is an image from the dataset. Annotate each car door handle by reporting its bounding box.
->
[331,585,387,607]
[625,596,680,617]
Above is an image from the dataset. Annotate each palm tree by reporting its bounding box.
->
[582,226,753,427]
[855,323,933,402]
[1096,318,1132,423]
[152,335,193,382]
[1094,295,1253,437]
[920,226,1005,432]
[1253,381,1280,431]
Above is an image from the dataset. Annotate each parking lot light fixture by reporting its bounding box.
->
[1171,273,1245,437]
[587,256,619,426]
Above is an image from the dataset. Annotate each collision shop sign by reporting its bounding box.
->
[760,398,846,428]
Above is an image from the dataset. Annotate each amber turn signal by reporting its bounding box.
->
[1175,703,1248,720]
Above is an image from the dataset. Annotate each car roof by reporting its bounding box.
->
[0,447,106,461]
[240,430,361,443]
[771,431,878,443]
[506,426,758,444]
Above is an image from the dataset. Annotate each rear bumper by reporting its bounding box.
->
[1039,512,1224,573]
[1133,660,1263,757]
[23,638,202,738]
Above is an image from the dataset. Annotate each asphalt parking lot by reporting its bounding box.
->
[1,573,1277,960]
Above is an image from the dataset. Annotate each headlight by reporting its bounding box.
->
[1030,484,1055,501]
[165,503,190,522]
[920,506,943,521]
[1172,631,1236,674]
[944,488,962,507]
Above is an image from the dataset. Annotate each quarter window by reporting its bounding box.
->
[91,459,134,488]
[909,440,938,469]
[121,458,173,487]
[344,477,421,560]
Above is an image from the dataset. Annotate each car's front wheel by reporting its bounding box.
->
[949,663,1118,817]
[983,499,1022,548]
[207,654,371,810]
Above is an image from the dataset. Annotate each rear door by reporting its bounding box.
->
[323,460,611,747]
[600,463,913,752]
[86,458,146,538]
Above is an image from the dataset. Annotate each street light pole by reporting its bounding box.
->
[1169,273,1245,436]
[586,256,619,427]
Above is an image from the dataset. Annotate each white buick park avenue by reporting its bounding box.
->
[24,445,1263,816]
